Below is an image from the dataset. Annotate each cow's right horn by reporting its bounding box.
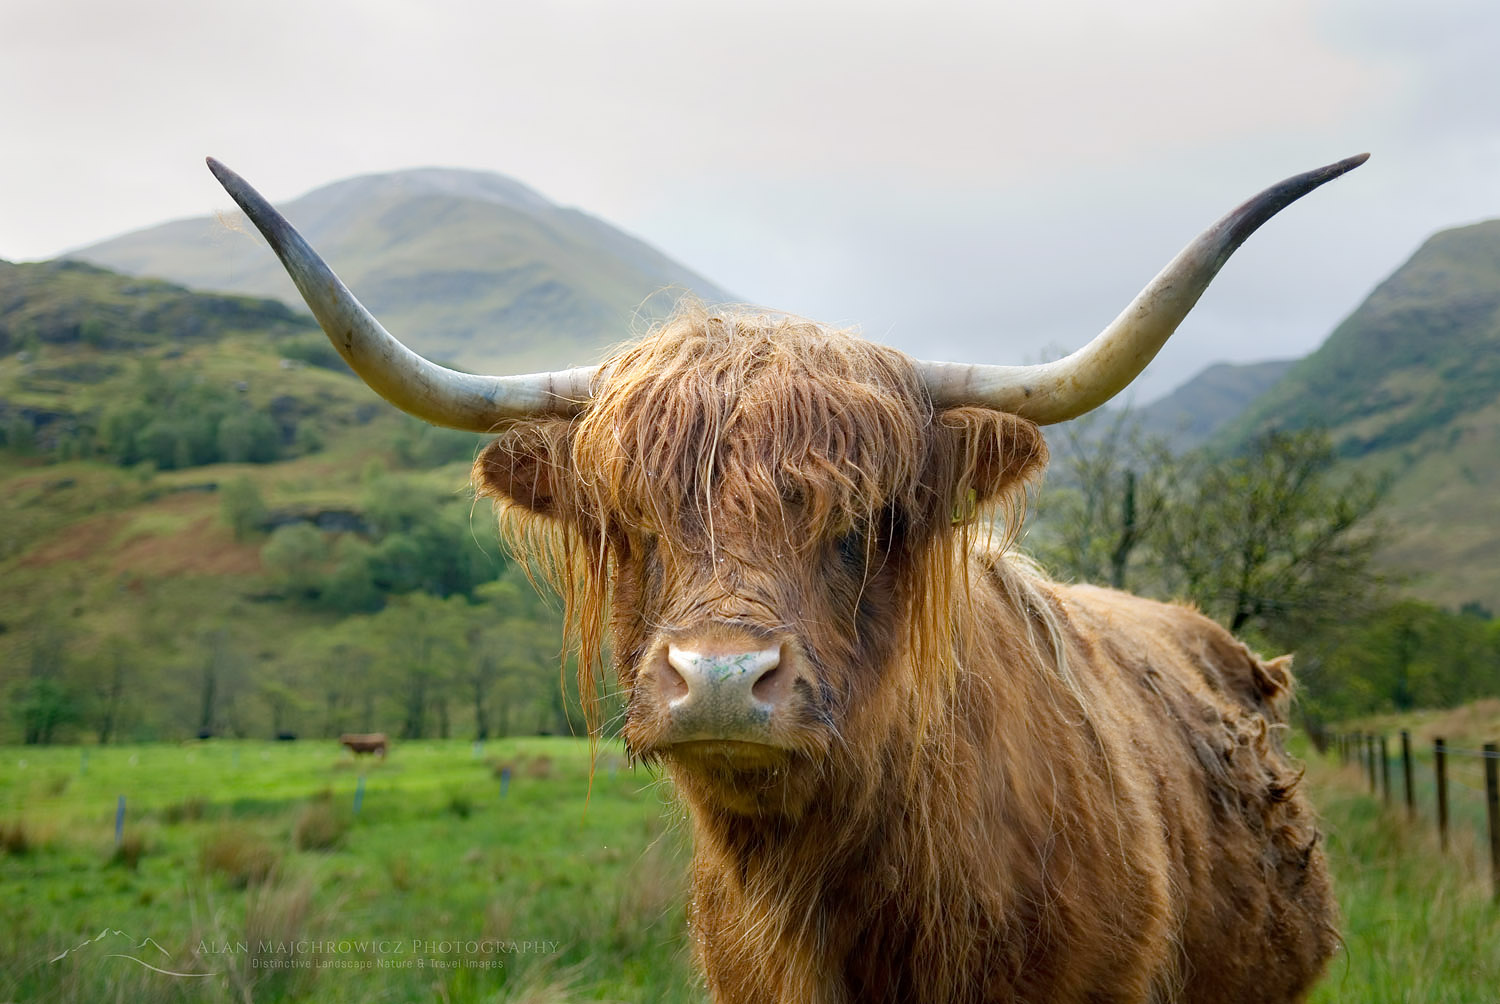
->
[206,158,595,431]
[917,153,1369,424]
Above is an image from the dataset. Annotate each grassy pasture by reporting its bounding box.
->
[1,738,700,1003]
[5,733,1499,1002]
[1304,741,1500,1002]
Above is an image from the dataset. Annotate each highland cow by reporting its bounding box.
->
[339,732,388,756]
[208,154,1365,1003]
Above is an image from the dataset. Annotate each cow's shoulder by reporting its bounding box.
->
[1043,580,1293,724]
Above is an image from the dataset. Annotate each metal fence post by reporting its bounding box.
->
[1400,730,1415,819]
[1484,743,1499,904]
[1367,734,1378,795]
[1435,737,1449,853]
[1380,735,1391,805]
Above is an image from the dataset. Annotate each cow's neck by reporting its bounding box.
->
[681,578,1081,1001]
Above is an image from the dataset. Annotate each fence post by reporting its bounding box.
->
[1380,735,1391,805]
[1400,730,1414,820]
[115,795,125,848]
[1367,734,1378,795]
[1484,743,1499,904]
[1435,737,1449,853]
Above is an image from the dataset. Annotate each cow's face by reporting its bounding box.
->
[476,313,1045,816]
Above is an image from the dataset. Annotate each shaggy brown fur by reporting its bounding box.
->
[474,306,1338,1003]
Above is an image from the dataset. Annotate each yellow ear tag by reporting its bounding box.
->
[951,487,978,525]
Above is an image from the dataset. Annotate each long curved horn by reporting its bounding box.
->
[918,154,1368,424]
[205,158,594,430]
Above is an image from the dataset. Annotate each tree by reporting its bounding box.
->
[1038,410,1175,590]
[85,637,134,744]
[13,679,78,744]
[1033,424,1401,728]
[1151,430,1386,646]
[217,408,281,464]
[196,629,249,736]
[348,594,468,739]
[221,476,268,541]
[1296,601,1500,724]
[13,621,78,744]
[261,524,329,600]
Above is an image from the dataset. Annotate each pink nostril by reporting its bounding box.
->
[657,660,689,701]
[750,659,785,703]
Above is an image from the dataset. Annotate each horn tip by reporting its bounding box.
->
[204,157,247,193]
[1333,152,1371,174]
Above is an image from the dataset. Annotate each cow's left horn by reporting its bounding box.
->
[205,158,595,430]
[917,153,1368,424]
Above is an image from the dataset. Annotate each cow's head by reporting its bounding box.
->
[472,309,1046,814]
[205,154,1366,815]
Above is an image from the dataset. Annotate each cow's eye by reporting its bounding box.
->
[835,529,867,571]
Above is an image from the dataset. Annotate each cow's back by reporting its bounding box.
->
[1049,581,1339,1002]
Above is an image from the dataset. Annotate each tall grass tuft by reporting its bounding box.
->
[231,871,324,1002]
[200,826,279,887]
[108,831,147,871]
[161,795,209,824]
[606,832,689,956]
[0,820,29,856]
[293,799,350,851]
[445,789,474,818]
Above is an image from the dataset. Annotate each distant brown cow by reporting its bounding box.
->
[211,154,1365,1002]
[339,733,387,756]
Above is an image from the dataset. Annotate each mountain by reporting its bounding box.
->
[1134,358,1297,451]
[68,167,735,375]
[0,258,311,355]
[1221,219,1500,610]
[0,256,577,744]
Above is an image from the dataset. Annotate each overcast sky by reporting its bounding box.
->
[4,0,1497,400]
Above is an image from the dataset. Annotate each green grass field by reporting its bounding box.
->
[2,738,700,1003]
[5,733,1498,1003]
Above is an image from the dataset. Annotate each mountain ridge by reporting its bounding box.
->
[68,165,735,374]
[1218,218,1500,610]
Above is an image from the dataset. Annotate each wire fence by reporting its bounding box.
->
[1326,729,1500,902]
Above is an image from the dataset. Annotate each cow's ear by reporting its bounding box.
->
[933,407,1048,509]
[473,418,574,518]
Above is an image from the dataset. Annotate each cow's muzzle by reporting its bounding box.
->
[646,639,803,748]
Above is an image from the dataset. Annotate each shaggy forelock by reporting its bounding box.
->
[572,306,936,551]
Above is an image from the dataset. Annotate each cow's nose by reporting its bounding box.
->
[660,644,786,739]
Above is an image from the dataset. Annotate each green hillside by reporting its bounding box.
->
[69,167,735,375]
[1221,220,1500,611]
[1135,358,1296,450]
[0,258,572,747]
